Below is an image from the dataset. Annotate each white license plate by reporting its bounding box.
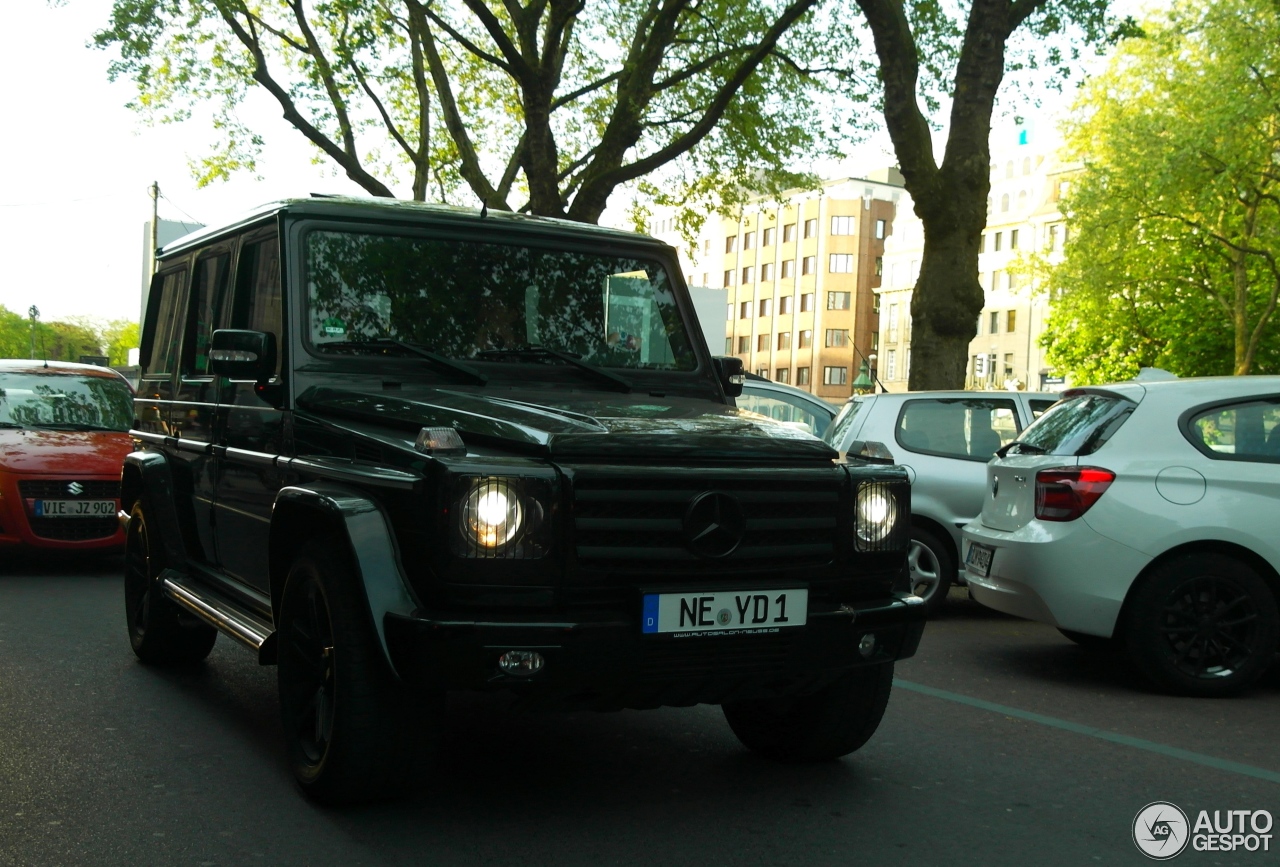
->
[32,499,116,518]
[966,542,994,578]
[641,589,807,635]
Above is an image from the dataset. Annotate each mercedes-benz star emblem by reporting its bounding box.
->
[682,491,746,559]
[991,477,999,499]
[67,481,85,496]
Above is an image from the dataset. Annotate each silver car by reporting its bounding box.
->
[826,391,1058,613]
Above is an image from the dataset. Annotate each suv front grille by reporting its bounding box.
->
[571,470,843,576]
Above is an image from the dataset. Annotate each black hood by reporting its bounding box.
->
[295,386,837,463]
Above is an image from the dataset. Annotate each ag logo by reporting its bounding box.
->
[1133,801,1190,860]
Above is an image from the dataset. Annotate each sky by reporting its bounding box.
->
[0,0,1162,328]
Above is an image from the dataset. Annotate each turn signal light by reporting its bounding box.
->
[1034,467,1116,522]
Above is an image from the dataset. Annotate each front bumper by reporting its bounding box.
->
[385,593,927,710]
[962,517,1152,636]
[0,473,124,552]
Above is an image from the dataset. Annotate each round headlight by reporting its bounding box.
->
[462,480,524,548]
[855,485,898,543]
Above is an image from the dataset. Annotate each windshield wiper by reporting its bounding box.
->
[476,345,632,393]
[996,441,1047,458]
[321,339,487,385]
[0,421,24,429]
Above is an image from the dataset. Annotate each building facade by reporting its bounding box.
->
[651,170,904,401]
[876,133,1073,392]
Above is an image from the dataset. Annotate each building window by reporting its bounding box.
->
[703,239,711,255]
[875,219,886,240]
[740,301,750,319]
[737,336,749,353]
[829,254,854,273]
[759,298,772,317]
[979,233,986,254]
[872,331,879,351]
[724,269,736,287]
[802,255,817,275]
[701,273,708,286]
[993,232,1002,252]
[760,262,774,282]
[777,331,791,350]
[1048,223,1061,251]
[1007,309,1017,332]
[783,223,796,243]
[743,231,755,250]
[824,329,848,348]
[781,259,795,278]
[798,329,813,348]
[886,349,897,380]
[726,303,733,321]
[989,311,999,333]
[725,236,737,253]
[875,256,883,277]
[775,367,790,383]
[1001,193,1010,212]
[1005,161,1014,179]
[830,216,855,235]
[827,291,851,310]
[1017,190,1028,210]
[1004,352,1015,378]
[756,367,768,378]
[757,334,770,351]
[742,265,754,284]
[1022,157,1032,175]
[1010,229,1019,250]
[797,366,810,385]
[823,366,848,386]
[779,296,793,314]
[725,337,733,354]
[803,218,817,239]
[800,293,814,312]
[888,303,899,341]
[762,227,775,246]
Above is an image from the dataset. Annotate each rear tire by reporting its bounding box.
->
[723,663,894,761]
[1124,553,1278,697]
[907,527,954,616]
[277,539,438,804]
[123,503,217,665]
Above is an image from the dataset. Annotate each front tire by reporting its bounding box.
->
[1124,553,1278,697]
[723,663,894,761]
[277,539,437,804]
[907,527,954,616]
[123,503,216,665]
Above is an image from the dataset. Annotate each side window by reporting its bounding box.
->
[1186,400,1280,461]
[737,392,827,437]
[1029,399,1057,418]
[232,236,283,377]
[182,252,232,376]
[896,399,1020,460]
[141,267,187,377]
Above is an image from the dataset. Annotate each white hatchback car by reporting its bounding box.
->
[963,377,1280,696]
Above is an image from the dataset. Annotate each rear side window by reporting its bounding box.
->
[1015,393,1135,456]
[1029,398,1057,418]
[1185,399,1280,462]
[826,398,868,449]
[141,267,187,377]
[182,252,232,376]
[895,398,1020,461]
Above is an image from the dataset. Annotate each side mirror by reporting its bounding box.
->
[713,356,746,398]
[209,329,276,382]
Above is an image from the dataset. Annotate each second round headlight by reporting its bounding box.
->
[462,479,524,548]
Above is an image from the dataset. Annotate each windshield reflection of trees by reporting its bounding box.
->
[306,231,696,370]
[0,376,134,429]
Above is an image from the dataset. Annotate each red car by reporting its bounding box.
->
[0,360,135,553]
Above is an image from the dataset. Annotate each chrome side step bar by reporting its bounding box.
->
[160,569,278,664]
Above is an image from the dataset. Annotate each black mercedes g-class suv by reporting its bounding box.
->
[123,197,924,803]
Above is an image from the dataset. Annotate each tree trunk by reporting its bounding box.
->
[907,219,986,390]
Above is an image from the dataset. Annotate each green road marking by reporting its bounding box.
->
[894,678,1280,785]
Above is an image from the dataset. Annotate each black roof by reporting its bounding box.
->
[158,196,666,258]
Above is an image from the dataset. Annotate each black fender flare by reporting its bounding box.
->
[120,449,188,570]
[269,484,419,678]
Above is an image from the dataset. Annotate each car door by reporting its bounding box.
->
[213,229,286,593]
[169,245,234,563]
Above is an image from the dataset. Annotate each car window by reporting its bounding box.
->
[0,372,134,430]
[231,235,283,378]
[825,398,868,449]
[1185,399,1280,462]
[140,267,187,377]
[182,251,232,376]
[1015,392,1135,456]
[738,390,831,437]
[895,398,1020,461]
[1029,398,1057,418]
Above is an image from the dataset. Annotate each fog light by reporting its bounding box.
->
[498,650,545,676]
[858,633,877,658]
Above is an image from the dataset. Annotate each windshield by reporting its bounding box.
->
[0,372,133,430]
[1013,392,1135,456]
[305,229,697,371]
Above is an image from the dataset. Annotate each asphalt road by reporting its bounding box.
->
[2,556,1277,867]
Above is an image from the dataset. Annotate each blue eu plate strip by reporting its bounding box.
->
[641,594,659,634]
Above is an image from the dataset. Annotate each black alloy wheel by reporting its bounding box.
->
[282,578,336,767]
[1126,553,1278,697]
